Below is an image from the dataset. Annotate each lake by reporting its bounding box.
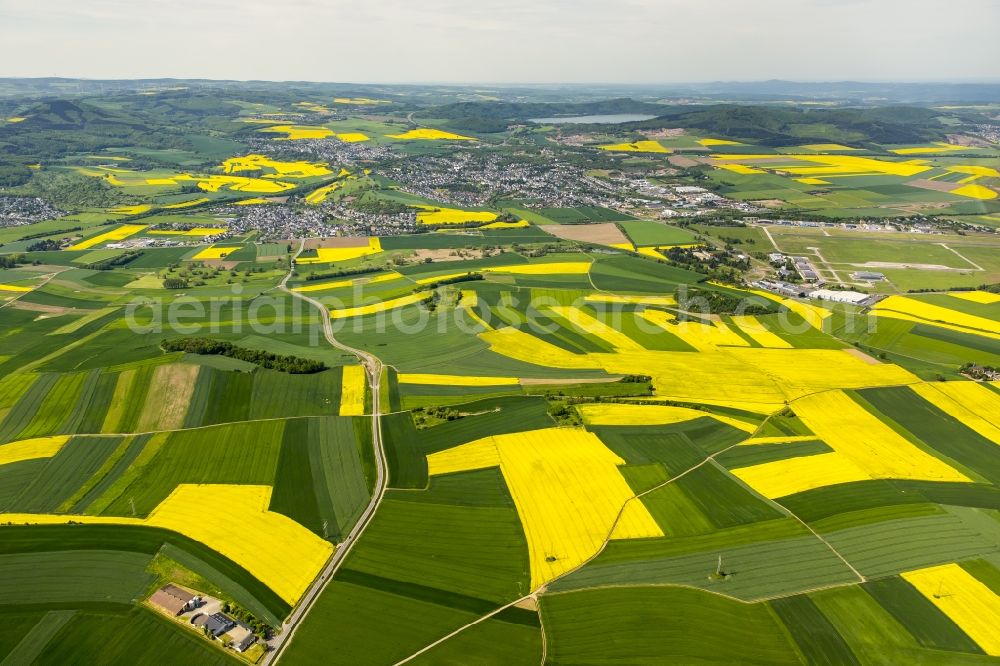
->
[528,114,657,125]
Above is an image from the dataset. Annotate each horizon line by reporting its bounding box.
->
[2,76,1000,87]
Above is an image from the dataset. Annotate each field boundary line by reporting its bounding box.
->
[0,270,64,311]
[938,242,984,270]
[392,595,534,666]
[49,414,339,440]
[537,597,549,666]
[540,577,862,605]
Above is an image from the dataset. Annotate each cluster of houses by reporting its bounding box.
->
[0,196,62,226]
[149,584,258,654]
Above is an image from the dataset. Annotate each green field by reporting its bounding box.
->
[541,587,802,665]
[619,220,699,246]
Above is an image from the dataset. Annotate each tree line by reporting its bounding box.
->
[160,338,327,374]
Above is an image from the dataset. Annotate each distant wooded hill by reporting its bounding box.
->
[428,99,946,145]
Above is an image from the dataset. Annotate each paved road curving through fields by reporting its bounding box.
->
[263,241,389,664]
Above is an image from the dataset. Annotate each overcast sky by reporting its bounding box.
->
[1,0,997,83]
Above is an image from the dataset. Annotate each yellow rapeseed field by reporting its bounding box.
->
[0,484,332,605]
[800,144,859,152]
[292,272,401,293]
[178,174,293,194]
[305,182,339,205]
[110,204,153,215]
[598,140,670,154]
[732,452,871,498]
[790,390,962,483]
[460,290,478,307]
[950,291,1000,305]
[951,184,997,200]
[479,220,529,229]
[354,271,401,286]
[68,224,147,251]
[584,294,677,306]
[335,133,370,143]
[0,436,71,466]
[576,403,758,433]
[479,327,596,370]
[727,348,917,396]
[590,350,784,406]
[329,291,430,319]
[639,310,748,351]
[716,164,765,175]
[292,278,355,293]
[150,485,332,604]
[479,324,919,411]
[333,97,388,105]
[548,306,644,351]
[901,563,1000,655]
[699,138,742,146]
[414,205,498,225]
[339,365,367,416]
[191,246,238,260]
[732,390,969,499]
[295,238,383,264]
[162,197,211,208]
[739,435,818,446]
[947,165,1000,178]
[387,129,475,141]
[222,154,332,178]
[427,427,662,588]
[874,296,1000,336]
[911,382,1000,446]
[260,125,334,140]
[796,177,831,185]
[0,283,32,292]
[748,289,831,329]
[397,373,520,386]
[232,198,273,206]
[712,153,932,178]
[731,315,792,348]
[636,247,668,260]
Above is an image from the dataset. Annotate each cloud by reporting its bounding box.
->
[0,0,997,82]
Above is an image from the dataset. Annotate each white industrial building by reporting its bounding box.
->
[808,289,871,305]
